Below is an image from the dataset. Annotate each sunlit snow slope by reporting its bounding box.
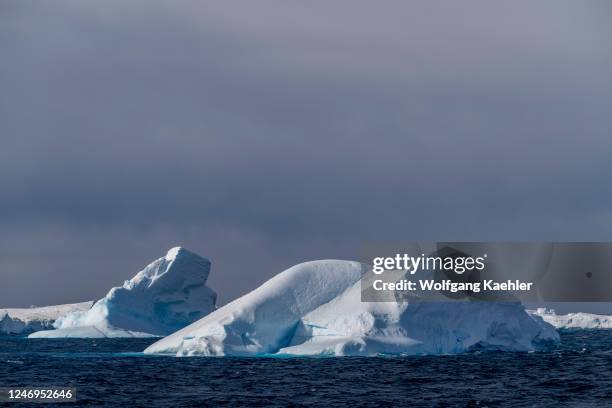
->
[145,260,558,356]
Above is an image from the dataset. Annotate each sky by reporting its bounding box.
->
[1,1,612,309]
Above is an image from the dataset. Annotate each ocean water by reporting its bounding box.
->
[1,331,611,407]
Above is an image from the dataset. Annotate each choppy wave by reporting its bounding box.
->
[1,332,611,407]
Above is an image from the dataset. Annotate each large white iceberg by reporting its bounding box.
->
[529,308,612,329]
[0,302,93,335]
[30,247,216,338]
[145,260,558,356]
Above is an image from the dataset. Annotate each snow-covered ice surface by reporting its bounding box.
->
[29,325,155,338]
[529,308,612,329]
[145,260,559,357]
[0,302,93,335]
[30,247,216,338]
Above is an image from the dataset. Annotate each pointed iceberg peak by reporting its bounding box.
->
[165,246,205,262]
[165,246,184,261]
[129,247,211,291]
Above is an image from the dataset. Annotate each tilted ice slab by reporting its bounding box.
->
[0,302,93,335]
[30,247,216,338]
[145,260,558,356]
[529,308,612,329]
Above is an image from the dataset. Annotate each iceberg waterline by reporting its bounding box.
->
[29,247,217,338]
[145,260,560,357]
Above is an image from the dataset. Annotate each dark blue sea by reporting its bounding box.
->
[1,331,611,407]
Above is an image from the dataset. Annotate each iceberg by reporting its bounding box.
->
[0,302,93,335]
[529,308,612,329]
[30,247,216,338]
[145,260,558,356]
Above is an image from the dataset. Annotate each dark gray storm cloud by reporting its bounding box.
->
[1,0,612,309]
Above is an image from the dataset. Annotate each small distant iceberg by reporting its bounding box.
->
[145,260,558,357]
[529,308,612,329]
[30,247,216,338]
[0,302,93,335]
